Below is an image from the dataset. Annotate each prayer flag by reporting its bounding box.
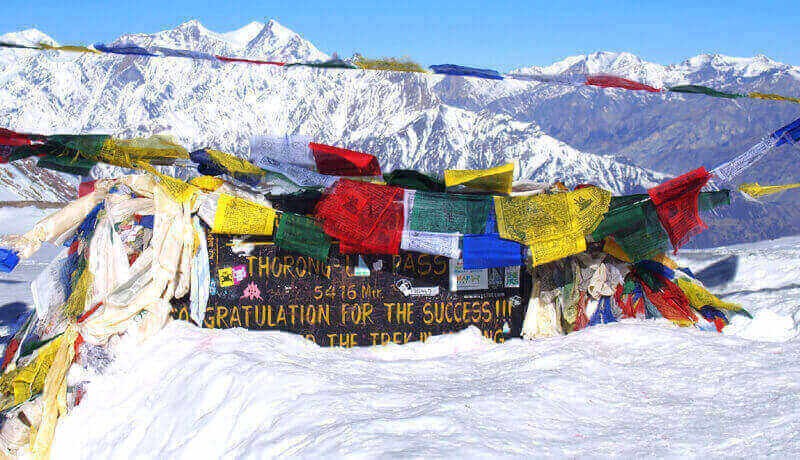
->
[315,180,404,254]
[668,85,744,99]
[494,187,611,266]
[638,273,697,327]
[738,182,800,199]
[748,92,800,104]
[211,194,277,236]
[274,213,331,261]
[647,167,712,253]
[38,43,100,54]
[215,55,285,66]
[429,64,504,80]
[0,128,39,147]
[309,143,381,176]
[675,278,750,317]
[444,162,514,194]
[407,191,491,234]
[93,43,157,56]
[585,75,662,93]
[462,234,524,269]
[384,169,445,192]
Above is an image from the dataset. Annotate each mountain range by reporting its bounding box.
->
[1,20,798,246]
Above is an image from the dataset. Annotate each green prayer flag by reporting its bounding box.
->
[36,155,97,176]
[274,213,332,261]
[408,192,491,234]
[592,194,670,262]
[47,134,109,161]
[383,169,445,192]
[668,85,745,99]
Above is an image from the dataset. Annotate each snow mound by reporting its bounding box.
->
[51,319,800,458]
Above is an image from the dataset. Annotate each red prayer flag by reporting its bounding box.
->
[214,55,286,66]
[585,75,663,93]
[0,128,34,146]
[647,167,712,253]
[309,142,381,176]
[315,179,404,254]
[639,274,698,325]
[78,180,96,197]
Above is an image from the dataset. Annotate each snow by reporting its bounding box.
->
[0,226,788,457]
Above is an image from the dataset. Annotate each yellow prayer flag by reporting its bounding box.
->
[99,135,189,168]
[212,194,277,236]
[189,175,225,191]
[444,162,514,194]
[748,92,800,104]
[137,162,199,204]
[738,182,800,199]
[205,149,265,176]
[495,187,611,267]
[30,325,78,460]
[9,335,65,406]
[675,278,746,314]
[38,42,100,54]
[602,238,631,263]
[529,233,587,267]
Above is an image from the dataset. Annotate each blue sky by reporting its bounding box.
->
[2,0,797,71]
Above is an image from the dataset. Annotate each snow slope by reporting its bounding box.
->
[14,235,791,458]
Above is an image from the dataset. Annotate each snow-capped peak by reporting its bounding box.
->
[112,19,328,62]
[0,29,56,47]
[219,21,266,47]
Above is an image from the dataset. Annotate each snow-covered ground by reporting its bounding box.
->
[1,210,799,457]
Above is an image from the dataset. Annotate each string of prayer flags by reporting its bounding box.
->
[712,115,800,183]
[383,169,445,192]
[444,162,514,194]
[308,143,381,176]
[494,187,611,266]
[3,37,800,104]
[462,234,525,269]
[429,64,504,80]
[93,43,157,57]
[738,182,800,199]
[667,85,745,99]
[211,194,277,235]
[407,191,491,234]
[584,75,662,93]
[274,213,332,261]
[647,167,712,253]
[315,179,404,253]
